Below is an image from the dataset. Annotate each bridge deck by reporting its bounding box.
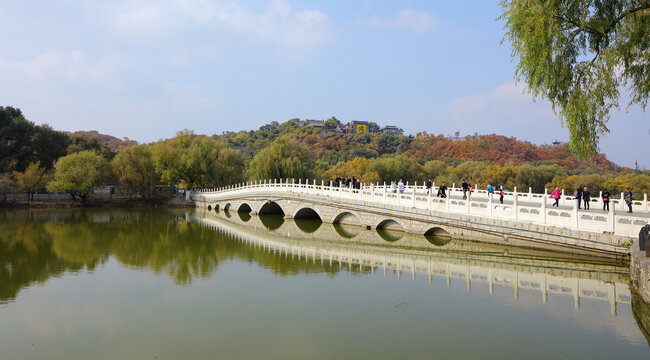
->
[196,181,647,237]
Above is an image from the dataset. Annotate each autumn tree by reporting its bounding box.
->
[499,0,650,157]
[13,162,49,200]
[322,157,381,184]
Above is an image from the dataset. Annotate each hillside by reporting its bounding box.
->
[215,119,618,172]
[69,131,138,151]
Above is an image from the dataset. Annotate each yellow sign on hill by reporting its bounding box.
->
[356,124,367,133]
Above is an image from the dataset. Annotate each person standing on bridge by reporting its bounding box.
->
[398,179,405,194]
[625,188,633,213]
[438,182,448,198]
[499,187,504,204]
[551,186,560,207]
[462,179,469,199]
[582,187,590,210]
[602,189,610,211]
[426,179,432,194]
[575,187,583,210]
[487,183,495,195]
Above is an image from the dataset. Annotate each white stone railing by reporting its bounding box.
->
[194,179,649,238]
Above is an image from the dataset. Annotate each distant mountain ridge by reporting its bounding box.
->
[68,131,138,151]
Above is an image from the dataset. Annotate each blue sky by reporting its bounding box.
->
[0,0,648,168]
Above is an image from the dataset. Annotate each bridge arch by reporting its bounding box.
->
[294,207,322,220]
[376,219,404,232]
[332,212,361,226]
[207,204,212,211]
[376,219,404,242]
[258,201,285,215]
[223,203,232,212]
[424,227,452,247]
[214,204,220,212]
[238,203,252,213]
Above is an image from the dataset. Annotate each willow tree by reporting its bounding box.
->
[499,0,649,157]
[248,136,314,181]
[151,130,245,189]
[112,145,160,199]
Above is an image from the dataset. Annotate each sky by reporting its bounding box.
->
[0,0,648,168]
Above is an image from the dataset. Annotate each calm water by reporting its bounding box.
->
[1,208,649,360]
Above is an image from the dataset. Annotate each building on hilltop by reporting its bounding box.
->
[300,119,325,129]
[297,118,400,135]
[379,125,403,135]
[348,120,380,134]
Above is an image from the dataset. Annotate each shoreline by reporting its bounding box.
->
[0,196,195,209]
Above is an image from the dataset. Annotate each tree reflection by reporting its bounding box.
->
[0,209,347,302]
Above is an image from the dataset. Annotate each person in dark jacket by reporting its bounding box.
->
[582,187,590,210]
[625,188,633,213]
[575,187,583,209]
[437,182,447,198]
[602,189,610,211]
[461,179,469,199]
[426,179,432,194]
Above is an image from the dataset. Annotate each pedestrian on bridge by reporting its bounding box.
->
[398,179,405,194]
[487,183,495,195]
[437,182,448,198]
[426,179,432,194]
[575,187,583,210]
[499,187,504,204]
[551,187,560,207]
[602,189,610,211]
[462,179,469,199]
[582,187,590,210]
[625,188,633,213]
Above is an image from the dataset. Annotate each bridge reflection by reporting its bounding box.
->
[196,208,633,316]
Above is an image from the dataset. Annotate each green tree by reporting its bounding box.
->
[499,0,650,157]
[423,160,446,180]
[67,135,116,160]
[371,155,421,183]
[48,151,111,204]
[112,145,160,199]
[248,136,314,181]
[13,162,49,201]
[152,130,245,189]
[0,106,69,172]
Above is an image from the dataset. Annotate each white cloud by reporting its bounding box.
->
[207,0,333,50]
[0,50,129,87]
[177,0,217,23]
[115,1,164,32]
[367,9,441,35]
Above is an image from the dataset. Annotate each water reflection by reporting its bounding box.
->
[197,209,634,314]
[0,208,647,331]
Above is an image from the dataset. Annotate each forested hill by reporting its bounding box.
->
[214,118,616,172]
[3,107,648,198]
[69,131,138,151]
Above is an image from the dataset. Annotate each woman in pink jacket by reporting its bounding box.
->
[551,187,560,207]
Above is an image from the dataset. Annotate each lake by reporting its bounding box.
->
[1,208,649,359]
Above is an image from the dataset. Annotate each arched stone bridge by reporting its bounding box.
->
[192,180,646,259]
